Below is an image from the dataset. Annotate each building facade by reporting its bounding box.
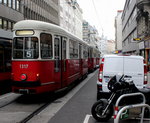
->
[0,0,23,40]
[98,35,107,56]
[136,0,150,69]
[22,0,59,25]
[83,20,90,43]
[59,0,83,39]
[115,10,123,53]
[122,0,138,54]
[0,0,60,40]
[107,40,115,54]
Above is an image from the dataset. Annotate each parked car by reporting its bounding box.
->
[97,54,148,100]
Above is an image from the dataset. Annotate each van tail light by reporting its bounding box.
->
[36,73,40,81]
[98,58,104,82]
[144,60,148,85]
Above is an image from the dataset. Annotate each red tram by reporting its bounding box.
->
[0,38,12,93]
[88,45,100,72]
[11,20,92,94]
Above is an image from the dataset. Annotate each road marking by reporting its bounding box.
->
[83,114,92,123]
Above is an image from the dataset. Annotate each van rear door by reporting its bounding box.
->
[102,56,124,92]
[124,57,144,89]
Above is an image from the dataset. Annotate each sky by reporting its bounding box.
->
[77,0,126,40]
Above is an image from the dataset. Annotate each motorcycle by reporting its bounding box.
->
[91,74,150,122]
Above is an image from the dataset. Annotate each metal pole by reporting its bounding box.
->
[114,104,150,123]
[114,92,146,118]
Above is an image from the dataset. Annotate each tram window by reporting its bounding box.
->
[13,37,39,59]
[69,39,78,59]
[24,37,39,59]
[40,33,53,59]
[74,42,78,58]
[0,45,4,72]
[83,46,88,59]
[62,39,66,59]
[4,47,11,72]
[69,40,74,58]
[54,38,60,72]
[88,48,92,58]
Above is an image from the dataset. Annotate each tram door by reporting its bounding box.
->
[0,45,4,73]
[54,36,67,88]
[79,44,82,76]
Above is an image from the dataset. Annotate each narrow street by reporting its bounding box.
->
[27,70,150,123]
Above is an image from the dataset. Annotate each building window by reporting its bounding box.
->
[0,18,2,29]
[8,0,12,7]
[8,21,11,30]
[16,0,20,11]
[3,0,7,5]
[3,20,7,30]
[12,0,16,9]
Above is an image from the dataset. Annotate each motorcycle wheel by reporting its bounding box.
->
[91,99,114,122]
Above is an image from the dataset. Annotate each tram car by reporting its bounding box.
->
[0,38,12,93]
[88,45,100,72]
[11,20,89,94]
[96,49,100,68]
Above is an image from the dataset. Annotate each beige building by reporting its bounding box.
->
[107,40,115,54]
[115,10,123,53]
[22,0,59,25]
[59,0,83,39]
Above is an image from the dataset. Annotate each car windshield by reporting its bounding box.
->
[13,37,39,59]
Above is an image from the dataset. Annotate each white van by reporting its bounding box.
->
[97,55,148,99]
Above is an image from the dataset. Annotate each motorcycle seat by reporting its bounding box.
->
[138,87,150,94]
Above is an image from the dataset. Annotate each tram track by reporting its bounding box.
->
[0,93,21,109]
[18,91,69,123]
[18,101,52,123]
[0,91,67,123]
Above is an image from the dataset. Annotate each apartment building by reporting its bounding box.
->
[59,0,83,39]
[115,10,123,53]
[23,0,59,25]
[0,0,59,40]
[0,0,23,40]
[107,40,115,54]
[122,0,138,54]
[136,0,150,69]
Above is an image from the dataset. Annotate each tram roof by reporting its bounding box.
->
[14,20,87,45]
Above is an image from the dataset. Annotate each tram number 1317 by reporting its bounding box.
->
[20,64,28,69]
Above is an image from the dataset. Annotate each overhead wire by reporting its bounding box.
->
[91,0,104,36]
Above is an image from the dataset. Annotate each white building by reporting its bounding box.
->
[59,0,83,39]
[115,10,123,53]
[98,35,108,56]
[107,40,115,54]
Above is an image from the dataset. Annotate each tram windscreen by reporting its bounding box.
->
[13,37,39,59]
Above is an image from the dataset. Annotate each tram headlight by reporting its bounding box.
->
[20,74,27,80]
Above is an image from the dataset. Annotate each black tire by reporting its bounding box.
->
[91,99,114,122]
[97,93,101,100]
